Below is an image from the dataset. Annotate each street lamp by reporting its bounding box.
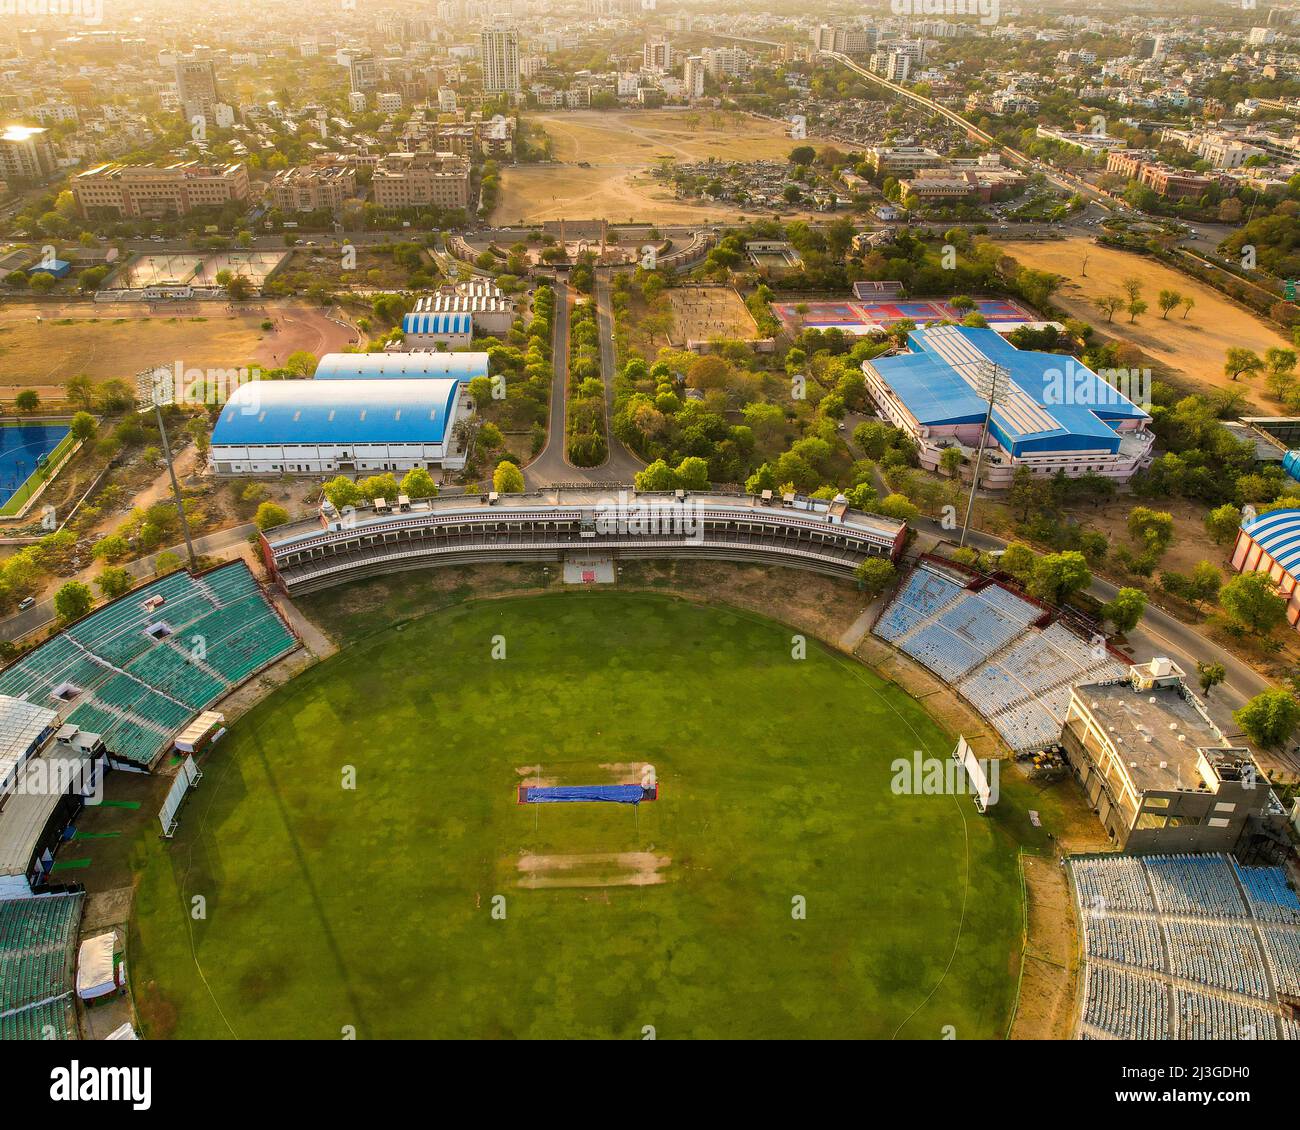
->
[136,366,198,571]
[959,360,1009,549]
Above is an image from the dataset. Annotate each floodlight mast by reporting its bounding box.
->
[958,361,1007,550]
[138,368,198,571]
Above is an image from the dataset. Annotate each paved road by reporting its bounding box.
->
[593,269,645,482]
[524,276,575,486]
[0,524,255,644]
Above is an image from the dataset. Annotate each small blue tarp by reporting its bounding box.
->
[524,785,644,804]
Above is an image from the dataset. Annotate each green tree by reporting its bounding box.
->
[1234,689,1300,749]
[1224,348,1264,382]
[95,567,133,600]
[635,459,678,492]
[69,411,96,442]
[153,551,184,577]
[1204,504,1242,546]
[1219,571,1287,634]
[854,557,897,599]
[254,501,290,530]
[1029,551,1091,606]
[1127,507,1175,556]
[939,446,962,478]
[876,493,919,522]
[400,467,438,499]
[1197,661,1226,698]
[999,541,1038,584]
[15,389,40,414]
[54,581,93,622]
[492,460,525,494]
[1103,587,1147,633]
[323,476,363,512]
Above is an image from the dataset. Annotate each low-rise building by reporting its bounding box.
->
[371,150,470,210]
[1061,659,1290,855]
[268,162,357,212]
[71,160,249,218]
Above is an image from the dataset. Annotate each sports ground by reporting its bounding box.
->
[129,591,1026,1039]
[771,297,1036,335]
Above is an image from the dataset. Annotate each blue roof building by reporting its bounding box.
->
[862,325,1153,488]
[400,312,474,342]
[209,378,467,475]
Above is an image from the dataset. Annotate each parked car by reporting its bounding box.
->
[18,596,36,611]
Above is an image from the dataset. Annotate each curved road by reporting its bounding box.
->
[523,271,644,488]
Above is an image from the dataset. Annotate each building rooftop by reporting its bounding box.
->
[0,696,58,791]
[211,379,460,447]
[1072,673,1226,795]
[866,325,1150,457]
[263,488,907,549]
[314,351,488,380]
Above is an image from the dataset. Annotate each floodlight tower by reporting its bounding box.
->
[136,367,198,571]
[958,360,1009,549]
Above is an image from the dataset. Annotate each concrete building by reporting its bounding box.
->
[398,312,473,350]
[371,151,470,210]
[644,37,672,73]
[348,51,379,93]
[71,161,250,219]
[1061,659,1290,855]
[481,25,521,95]
[683,55,706,99]
[864,144,945,175]
[406,280,516,336]
[174,52,220,125]
[260,489,909,596]
[0,125,57,184]
[268,162,357,212]
[700,46,749,80]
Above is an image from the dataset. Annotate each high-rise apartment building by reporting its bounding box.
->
[481,25,521,95]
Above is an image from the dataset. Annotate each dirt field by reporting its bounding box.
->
[667,286,761,347]
[998,238,1294,406]
[0,299,356,402]
[497,110,844,225]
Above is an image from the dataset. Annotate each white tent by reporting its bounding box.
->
[76,932,119,1000]
[105,1022,138,1040]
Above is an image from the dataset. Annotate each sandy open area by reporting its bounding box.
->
[998,238,1293,405]
[0,299,355,403]
[497,110,846,225]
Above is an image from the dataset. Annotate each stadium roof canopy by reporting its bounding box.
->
[868,325,1150,457]
[314,351,487,380]
[401,312,473,337]
[0,696,58,791]
[1240,508,1300,575]
[211,379,460,446]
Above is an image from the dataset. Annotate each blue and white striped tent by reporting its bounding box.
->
[401,312,473,339]
[1239,508,1300,576]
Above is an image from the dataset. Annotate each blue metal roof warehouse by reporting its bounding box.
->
[866,326,1149,456]
[401,312,473,338]
[211,379,460,446]
[314,351,487,380]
